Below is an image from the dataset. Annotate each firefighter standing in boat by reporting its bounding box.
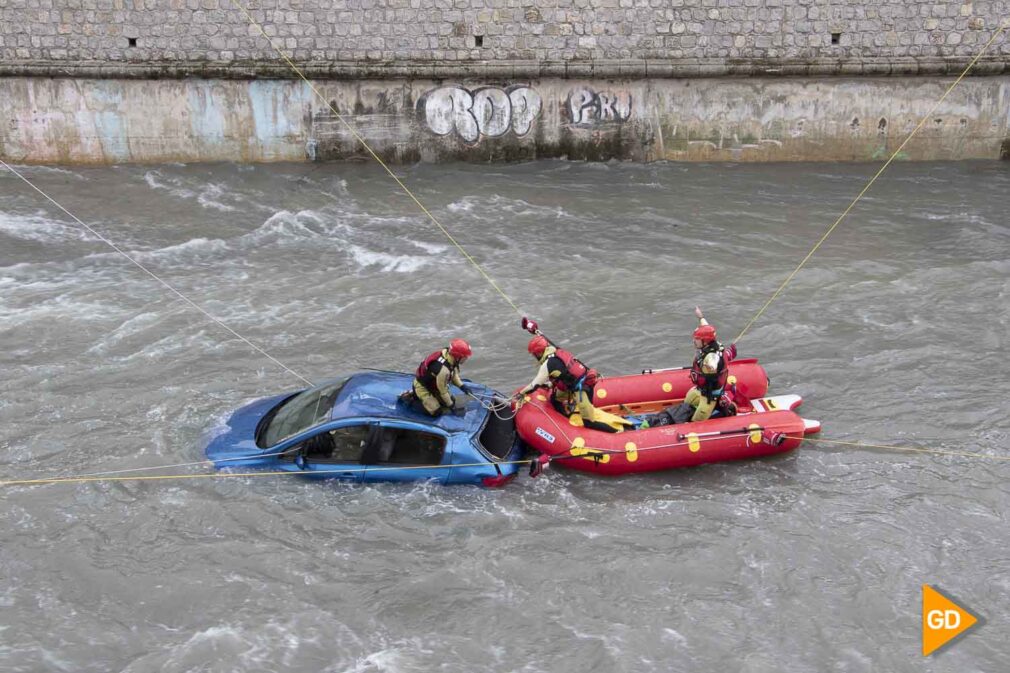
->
[410,338,473,416]
[519,335,630,433]
[685,306,738,422]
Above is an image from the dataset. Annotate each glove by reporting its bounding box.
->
[528,453,550,478]
[460,383,474,395]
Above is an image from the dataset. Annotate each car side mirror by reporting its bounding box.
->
[294,454,308,470]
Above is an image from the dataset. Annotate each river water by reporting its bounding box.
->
[1,160,1008,672]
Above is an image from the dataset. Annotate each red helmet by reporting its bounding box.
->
[528,335,549,358]
[448,338,472,361]
[693,324,717,344]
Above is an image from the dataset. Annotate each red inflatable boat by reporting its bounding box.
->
[514,359,821,476]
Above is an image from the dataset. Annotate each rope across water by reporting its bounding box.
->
[227,0,526,319]
[0,159,314,387]
[733,20,1010,344]
[4,433,1006,489]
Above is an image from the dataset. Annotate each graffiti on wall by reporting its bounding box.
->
[566,87,633,126]
[418,85,542,143]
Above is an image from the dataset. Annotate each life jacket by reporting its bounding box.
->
[690,342,729,395]
[546,348,598,393]
[415,349,456,395]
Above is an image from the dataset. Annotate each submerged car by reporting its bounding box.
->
[205,370,525,486]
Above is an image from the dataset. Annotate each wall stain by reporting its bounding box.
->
[2,77,1008,164]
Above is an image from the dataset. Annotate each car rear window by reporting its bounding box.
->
[477,412,517,460]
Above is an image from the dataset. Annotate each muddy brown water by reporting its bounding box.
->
[1,160,1008,672]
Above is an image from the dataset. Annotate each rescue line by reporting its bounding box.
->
[2,17,1006,492]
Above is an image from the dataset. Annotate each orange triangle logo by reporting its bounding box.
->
[922,585,980,656]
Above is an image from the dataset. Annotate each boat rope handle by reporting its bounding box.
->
[733,19,1010,345]
[560,429,759,459]
[227,0,525,319]
[0,159,314,387]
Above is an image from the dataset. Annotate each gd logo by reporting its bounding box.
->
[925,608,962,630]
[922,585,981,656]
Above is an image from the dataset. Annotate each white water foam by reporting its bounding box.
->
[195,183,238,212]
[245,210,328,243]
[0,293,121,326]
[144,170,196,199]
[144,171,239,211]
[348,245,428,273]
[130,236,230,263]
[446,194,570,219]
[408,240,448,254]
[0,211,98,244]
[85,311,163,355]
[120,615,370,673]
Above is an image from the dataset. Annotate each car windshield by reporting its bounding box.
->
[261,379,347,448]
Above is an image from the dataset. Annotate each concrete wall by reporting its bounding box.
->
[3,75,1008,163]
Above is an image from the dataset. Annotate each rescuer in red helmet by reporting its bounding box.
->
[409,338,473,416]
[685,306,738,422]
[519,334,630,433]
[636,308,739,429]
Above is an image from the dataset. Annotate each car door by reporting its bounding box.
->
[358,422,450,484]
[278,423,371,482]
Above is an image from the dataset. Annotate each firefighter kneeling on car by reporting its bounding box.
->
[408,338,473,417]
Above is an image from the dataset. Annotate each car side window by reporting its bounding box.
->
[286,425,369,463]
[329,425,371,461]
[361,427,446,465]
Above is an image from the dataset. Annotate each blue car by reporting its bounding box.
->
[205,371,526,486]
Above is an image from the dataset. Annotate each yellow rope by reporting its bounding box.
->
[734,20,1010,344]
[0,159,315,386]
[0,459,534,487]
[227,0,523,318]
[797,435,1010,462]
[5,433,1005,487]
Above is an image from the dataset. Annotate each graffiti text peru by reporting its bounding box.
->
[419,85,543,143]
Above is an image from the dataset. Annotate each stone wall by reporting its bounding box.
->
[1,0,1008,75]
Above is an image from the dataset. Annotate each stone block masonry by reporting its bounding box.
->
[0,0,1008,78]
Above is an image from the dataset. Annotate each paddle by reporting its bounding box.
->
[521,316,561,349]
[678,424,784,446]
[677,426,764,440]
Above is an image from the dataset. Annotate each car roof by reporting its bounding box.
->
[330,370,491,433]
